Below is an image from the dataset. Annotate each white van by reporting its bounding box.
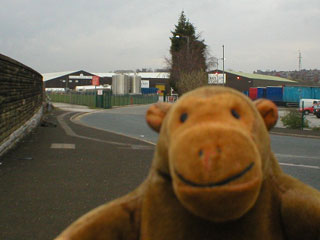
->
[299,99,320,114]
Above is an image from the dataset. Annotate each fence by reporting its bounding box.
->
[47,91,159,109]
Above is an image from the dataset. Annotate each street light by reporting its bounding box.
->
[222,45,225,86]
[175,34,190,56]
[212,43,226,86]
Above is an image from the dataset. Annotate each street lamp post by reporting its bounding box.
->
[175,34,190,56]
[222,45,225,86]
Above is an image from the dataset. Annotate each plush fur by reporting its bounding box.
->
[55,86,320,240]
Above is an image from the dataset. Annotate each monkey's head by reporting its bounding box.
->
[146,86,278,222]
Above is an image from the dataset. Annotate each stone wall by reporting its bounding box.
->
[0,54,43,150]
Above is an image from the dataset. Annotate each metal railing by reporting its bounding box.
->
[47,91,159,109]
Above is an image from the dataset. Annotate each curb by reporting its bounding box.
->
[270,129,320,139]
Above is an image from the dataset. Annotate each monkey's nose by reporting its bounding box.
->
[198,147,221,170]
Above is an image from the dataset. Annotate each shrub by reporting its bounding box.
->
[312,127,320,131]
[280,109,309,129]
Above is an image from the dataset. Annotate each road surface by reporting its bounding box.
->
[78,104,320,190]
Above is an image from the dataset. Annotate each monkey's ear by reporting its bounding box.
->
[254,99,278,131]
[146,102,172,132]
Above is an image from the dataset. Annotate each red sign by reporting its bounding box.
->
[92,76,100,86]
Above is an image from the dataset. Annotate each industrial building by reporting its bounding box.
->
[208,69,297,92]
[43,69,297,95]
[43,70,170,95]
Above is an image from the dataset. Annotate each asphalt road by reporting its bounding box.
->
[78,104,320,190]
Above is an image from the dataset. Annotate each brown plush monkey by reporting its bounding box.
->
[55,86,320,240]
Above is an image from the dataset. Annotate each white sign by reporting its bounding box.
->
[141,80,150,88]
[69,75,93,79]
[97,90,103,95]
[208,73,226,84]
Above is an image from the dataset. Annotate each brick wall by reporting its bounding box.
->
[0,54,43,145]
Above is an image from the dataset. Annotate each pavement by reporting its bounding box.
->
[0,108,154,240]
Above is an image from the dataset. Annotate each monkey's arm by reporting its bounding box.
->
[54,193,141,240]
[280,175,320,240]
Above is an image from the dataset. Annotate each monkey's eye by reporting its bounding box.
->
[231,109,240,119]
[180,113,188,123]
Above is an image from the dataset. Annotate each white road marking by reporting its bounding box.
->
[58,112,154,148]
[51,143,76,149]
[275,153,320,160]
[279,162,320,169]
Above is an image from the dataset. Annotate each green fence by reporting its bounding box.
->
[47,91,158,109]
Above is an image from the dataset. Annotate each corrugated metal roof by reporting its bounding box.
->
[92,72,170,79]
[43,69,294,83]
[42,71,78,81]
[131,72,170,79]
[224,70,296,83]
[42,71,170,81]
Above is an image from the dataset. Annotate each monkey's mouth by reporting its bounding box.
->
[175,162,254,188]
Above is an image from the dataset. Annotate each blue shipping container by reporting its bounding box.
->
[266,87,283,102]
[283,86,313,103]
[257,87,266,98]
[141,87,158,94]
[312,87,320,99]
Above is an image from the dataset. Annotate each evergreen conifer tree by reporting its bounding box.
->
[169,11,207,95]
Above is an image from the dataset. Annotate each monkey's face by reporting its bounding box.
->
[146,86,278,222]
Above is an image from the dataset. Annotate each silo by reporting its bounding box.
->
[112,75,130,94]
[130,75,141,94]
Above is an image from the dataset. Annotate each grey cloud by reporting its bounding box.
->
[0,0,319,73]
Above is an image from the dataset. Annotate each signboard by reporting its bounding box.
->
[69,74,93,79]
[208,73,226,84]
[92,75,100,86]
[141,80,150,88]
[97,89,103,95]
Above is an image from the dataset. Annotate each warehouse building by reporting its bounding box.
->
[208,69,297,92]
[43,70,102,90]
[43,70,170,95]
[43,69,297,95]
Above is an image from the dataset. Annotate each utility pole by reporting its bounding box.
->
[222,45,225,86]
[298,50,302,71]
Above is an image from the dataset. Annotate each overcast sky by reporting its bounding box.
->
[1,0,319,74]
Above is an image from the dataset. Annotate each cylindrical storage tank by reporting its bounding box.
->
[112,75,130,94]
[131,75,141,94]
[123,75,130,94]
[112,75,118,94]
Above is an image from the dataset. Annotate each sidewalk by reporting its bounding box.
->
[0,109,154,240]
